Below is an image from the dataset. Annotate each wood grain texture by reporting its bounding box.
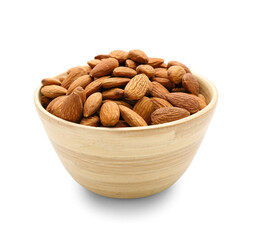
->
[34,73,218,199]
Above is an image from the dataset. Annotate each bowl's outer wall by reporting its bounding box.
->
[35,74,217,198]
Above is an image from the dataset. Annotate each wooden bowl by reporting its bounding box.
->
[34,73,218,199]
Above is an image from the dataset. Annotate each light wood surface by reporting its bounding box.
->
[34,73,218,199]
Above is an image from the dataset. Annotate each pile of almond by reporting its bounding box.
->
[40,50,207,127]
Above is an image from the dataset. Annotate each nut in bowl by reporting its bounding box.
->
[34,50,218,199]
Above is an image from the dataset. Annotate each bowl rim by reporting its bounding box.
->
[34,72,218,132]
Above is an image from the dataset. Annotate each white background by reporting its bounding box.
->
[0,0,256,239]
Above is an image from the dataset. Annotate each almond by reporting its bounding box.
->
[133,97,155,124]
[125,59,137,70]
[41,85,67,98]
[151,107,190,124]
[172,87,187,93]
[100,102,120,127]
[182,73,199,95]
[83,92,102,117]
[113,120,130,128]
[90,58,119,78]
[151,97,173,110]
[109,50,129,62]
[125,99,138,106]
[83,76,109,98]
[198,94,207,104]
[58,76,66,83]
[73,86,86,103]
[80,115,100,127]
[66,66,91,74]
[46,95,65,113]
[102,77,130,89]
[154,68,168,78]
[128,49,148,64]
[167,61,191,73]
[94,54,110,60]
[124,74,151,100]
[166,92,200,113]
[62,68,89,89]
[136,65,155,78]
[47,91,83,123]
[150,81,170,99]
[102,100,133,109]
[67,75,92,95]
[190,94,207,110]
[93,76,111,81]
[102,88,124,100]
[41,96,52,108]
[147,58,164,68]
[119,105,147,127]
[167,66,186,85]
[159,63,167,68]
[152,77,175,91]
[113,67,137,78]
[87,59,101,68]
[41,78,61,86]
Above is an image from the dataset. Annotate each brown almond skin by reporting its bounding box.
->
[119,105,147,127]
[73,86,86,103]
[190,94,207,110]
[154,68,168,78]
[67,75,92,95]
[87,59,101,68]
[198,94,207,104]
[66,66,91,74]
[152,77,175,91]
[41,78,61,86]
[62,68,89,89]
[41,96,52,108]
[136,65,155,78]
[128,49,148,64]
[102,88,124,100]
[150,81,170,99]
[58,76,66,83]
[182,73,199,95]
[113,67,137,78]
[150,97,173,110]
[83,76,109,98]
[172,87,187,93]
[83,92,102,117]
[100,102,120,127]
[41,85,67,98]
[159,63,167,68]
[167,61,191,73]
[46,96,65,113]
[125,59,137,70]
[125,99,138,106]
[166,92,200,113]
[109,50,129,63]
[133,97,155,124]
[151,107,190,125]
[80,115,100,127]
[167,66,186,85]
[94,54,110,60]
[90,58,119,78]
[47,92,83,123]
[102,100,133,109]
[102,77,130,89]
[113,120,130,128]
[124,74,151,100]
[147,58,164,68]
